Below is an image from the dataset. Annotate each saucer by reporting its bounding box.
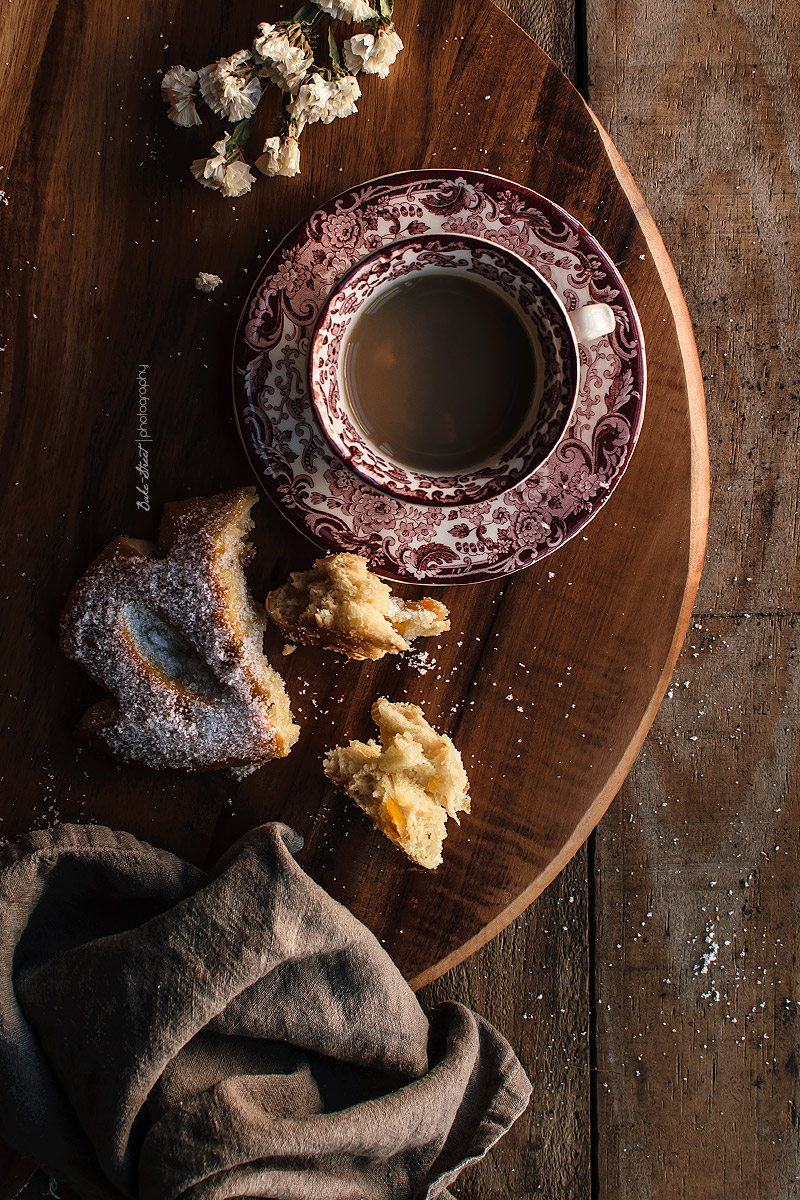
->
[233,169,646,585]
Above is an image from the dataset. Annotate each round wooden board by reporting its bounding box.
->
[0,0,708,989]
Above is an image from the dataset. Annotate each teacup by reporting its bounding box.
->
[309,233,615,506]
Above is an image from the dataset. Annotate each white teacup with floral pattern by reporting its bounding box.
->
[309,234,615,507]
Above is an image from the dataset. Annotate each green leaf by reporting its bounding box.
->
[227,118,252,148]
[294,1,319,22]
[377,0,394,19]
[327,23,342,67]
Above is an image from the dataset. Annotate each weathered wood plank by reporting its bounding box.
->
[493,0,576,79]
[586,0,800,1194]
[420,849,592,1199]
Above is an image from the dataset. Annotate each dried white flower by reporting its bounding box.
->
[219,158,256,197]
[162,64,197,104]
[288,72,360,131]
[256,135,301,177]
[190,138,229,189]
[226,49,252,70]
[190,139,255,197]
[252,23,313,93]
[197,64,220,112]
[252,21,280,58]
[198,53,262,122]
[326,74,361,120]
[343,27,404,77]
[168,99,201,127]
[222,74,262,121]
[195,272,223,292]
[315,0,378,22]
[162,65,201,126]
[165,98,201,128]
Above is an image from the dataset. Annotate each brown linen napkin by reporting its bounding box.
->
[0,821,531,1199]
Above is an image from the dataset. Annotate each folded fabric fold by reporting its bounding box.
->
[0,821,531,1199]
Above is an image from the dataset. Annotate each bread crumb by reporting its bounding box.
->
[195,272,222,292]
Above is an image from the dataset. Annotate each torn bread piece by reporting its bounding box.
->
[265,552,449,661]
[323,698,470,869]
[60,488,299,773]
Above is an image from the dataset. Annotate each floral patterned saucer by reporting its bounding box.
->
[233,169,646,585]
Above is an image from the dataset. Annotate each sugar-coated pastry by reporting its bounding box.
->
[60,488,299,772]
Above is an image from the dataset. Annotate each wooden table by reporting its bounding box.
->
[2,0,797,1196]
[420,2,799,1196]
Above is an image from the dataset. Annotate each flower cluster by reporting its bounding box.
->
[199,52,263,122]
[288,72,361,129]
[253,22,314,91]
[256,135,301,178]
[161,0,403,198]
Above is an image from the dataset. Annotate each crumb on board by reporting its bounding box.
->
[195,271,222,292]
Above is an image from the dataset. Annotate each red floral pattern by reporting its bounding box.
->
[233,170,646,584]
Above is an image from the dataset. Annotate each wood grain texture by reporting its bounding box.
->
[492,0,576,78]
[586,0,800,1195]
[421,848,593,1198]
[0,0,706,990]
[0,0,711,1196]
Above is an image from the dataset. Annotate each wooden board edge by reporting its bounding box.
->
[588,108,712,552]
[409,105,711,992]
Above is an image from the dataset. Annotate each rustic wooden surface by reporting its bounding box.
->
[5,0,792,1197]
[432,1,799,1197]
[584,0,800,1196]
[0,0,706,1000]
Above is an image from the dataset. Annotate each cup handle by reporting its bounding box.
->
[569,302,616,343]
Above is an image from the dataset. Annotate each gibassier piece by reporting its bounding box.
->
[324,699,470,869]
[60,488,299,773]
[265,552,449,661]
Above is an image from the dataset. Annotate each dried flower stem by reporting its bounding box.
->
[162,0,403,196]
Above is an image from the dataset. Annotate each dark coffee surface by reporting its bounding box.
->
[342,273,536,472]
